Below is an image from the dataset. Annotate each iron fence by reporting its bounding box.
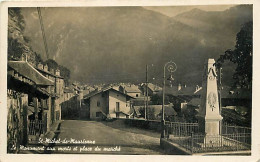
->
[28,120,45,135]
[165,121,199,137]
[222,123,251,134]
[169,132,251,153]
[164,121,251,153]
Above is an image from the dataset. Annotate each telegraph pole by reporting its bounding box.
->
[146,64,149,120]
[219,67,223,134]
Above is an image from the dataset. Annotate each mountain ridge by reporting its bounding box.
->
[21,5,252,86]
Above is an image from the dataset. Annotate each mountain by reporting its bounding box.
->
[20,5,252,86]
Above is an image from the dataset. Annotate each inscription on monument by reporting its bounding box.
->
[207,92,217,111]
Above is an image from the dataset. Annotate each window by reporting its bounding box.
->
[136,94,139,97]
[116,102,120,112]
[97,101,100,107]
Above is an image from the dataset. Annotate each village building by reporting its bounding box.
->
[61,84,85,119]
[133,104,177,121]
[36,63,64,121]
[164,83,202,122]
[119,84,142,98]
[141,83,162,96]
[7,60,54,152]
[83,86,135,120]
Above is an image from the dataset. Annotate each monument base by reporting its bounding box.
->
[197,115,223,136]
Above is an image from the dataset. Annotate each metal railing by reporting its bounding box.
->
[168,132,251,153]
[165,121,199,137]
[164,121,251,153]
[28,120,45,135]
[170,133,251,153]
[222,123,251,134]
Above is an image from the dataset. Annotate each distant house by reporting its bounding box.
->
[63,86,74,101]
[142,83,162,96]
[84,86,135,119]
[82,86,95,95]
[164,83,202,120]
[61,84,85,119]
[133,104,177,121]
[119,84,142,98]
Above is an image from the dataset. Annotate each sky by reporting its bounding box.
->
[143,5,235,17]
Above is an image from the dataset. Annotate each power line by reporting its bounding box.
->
[37,7,49,60]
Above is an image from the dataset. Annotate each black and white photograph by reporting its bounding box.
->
[1,1,258,159]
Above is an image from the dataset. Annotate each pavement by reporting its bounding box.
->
[44,120,166,154]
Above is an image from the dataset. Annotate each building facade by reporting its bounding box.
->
[84,87,134,120]
[7,60,54,152]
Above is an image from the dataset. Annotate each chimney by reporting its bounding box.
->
[44,64,48,71]
[196,85,199,91]
[50,68,54,74]
[55,69,60,76]
[38,63,43,69]
[178,83,182,91]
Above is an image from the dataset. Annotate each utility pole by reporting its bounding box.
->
[146,64,149,120]
[219,67,223,135]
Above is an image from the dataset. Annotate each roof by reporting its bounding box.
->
[165,85,202,96]
[147,83,162,92]
[84,86,135,99]
[121,85,141,93]
[64,87,74,93]
[187,98,201,107]
[8,61,54,86]
[36,68,64,79]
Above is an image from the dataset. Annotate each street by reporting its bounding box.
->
[47,120,166,154]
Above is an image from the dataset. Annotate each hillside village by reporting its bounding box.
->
[7,6,252,155]
[7,56,251,152]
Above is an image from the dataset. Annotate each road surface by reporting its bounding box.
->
[47,120,165,154]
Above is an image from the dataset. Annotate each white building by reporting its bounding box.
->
[84,86,135,119]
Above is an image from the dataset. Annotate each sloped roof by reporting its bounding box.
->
[36,67,64,79]
[122,85,141,93]
[84,86,135,99]
[147,83,162,92]
[64,87,74,93]
[165,86,202,96]
[187,98,201,107]
[8,61,54,86]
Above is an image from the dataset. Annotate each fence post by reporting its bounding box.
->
[191,132,194,154]
[178,123,181,136]
[205,133,207,151]
[226,124,228,134]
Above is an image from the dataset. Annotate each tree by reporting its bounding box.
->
[150,94,169,105]
[8,8,26,60]
[215,21,252,89]
[139,107,156,120]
